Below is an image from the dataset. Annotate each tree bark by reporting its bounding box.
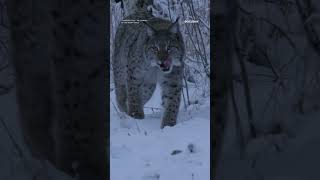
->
[212,0,236,176]
[7,0,108,179]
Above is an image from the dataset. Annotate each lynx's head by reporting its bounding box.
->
[144,18,185,74]
[113,0,153,15]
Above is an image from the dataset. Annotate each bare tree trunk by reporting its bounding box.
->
[212,0,235,176]
[7,0,108,179]
[50,1,108,179]
[7,0,56,163]
[0,0,14,96]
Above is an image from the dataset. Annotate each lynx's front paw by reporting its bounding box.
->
[128,106,145,119]
[160,119,176,129]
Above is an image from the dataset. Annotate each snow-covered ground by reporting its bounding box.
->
[110,84,210,180]
[0,90,74,180]
[0,82,210,180]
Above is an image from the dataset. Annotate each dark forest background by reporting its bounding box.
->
[2,0,320,179]
[214,0,320,179]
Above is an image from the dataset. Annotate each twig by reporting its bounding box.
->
[234,4,256,138]
[181,87,187,110]
[167,0,172,21]
[134,119,141,133]
[0,84,13,96]
[111,99,124,119]
[188,0,208,65]
[255,46,280,79]
[0,116,35,178]
[0,117,24,158]
[183,73,191,106]
[144,106,162,110]
[198,17,210,30]
[0,62,9,71]
[238,6,297,52]
[180,3,210,77]
[185,56,202,64]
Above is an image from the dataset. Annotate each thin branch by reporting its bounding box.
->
[144,106,163,110]
[255,46,280,79]
[196,16,210,30]
[0,117,24,158]
[185,56,203,63]
[181,3,209,77]
[183,73,190,106]
[0,83,14,96]
[167,0,172,21]
[0,62,9,71]
[239,5,297,52]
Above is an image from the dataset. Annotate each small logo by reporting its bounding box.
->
[184,19,199,24]
[121,19,148,24]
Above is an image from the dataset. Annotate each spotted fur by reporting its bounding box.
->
[112,9,185,128]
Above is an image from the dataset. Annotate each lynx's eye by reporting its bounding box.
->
[167,46,177,52]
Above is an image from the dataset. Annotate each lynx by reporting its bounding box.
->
[112,10,185,128]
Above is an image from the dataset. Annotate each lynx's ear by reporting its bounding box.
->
[143,21,156,36]
[169,17,180,34]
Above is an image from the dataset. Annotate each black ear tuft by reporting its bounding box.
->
[174,17,180,24]
[143,21,156,36]
[169,17,180,34]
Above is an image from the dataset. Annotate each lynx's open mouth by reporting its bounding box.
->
[159,59,172,72]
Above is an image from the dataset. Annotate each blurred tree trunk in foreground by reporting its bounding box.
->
[7,0,108,179]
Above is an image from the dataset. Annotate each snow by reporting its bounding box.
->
[0,84,209,180]
[110,84,210,180]
[0,90,75,180]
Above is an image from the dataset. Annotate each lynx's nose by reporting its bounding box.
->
[159,63,165,68]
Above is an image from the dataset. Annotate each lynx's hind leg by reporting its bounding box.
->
[114,82,128,113]
[127,70,145,119]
